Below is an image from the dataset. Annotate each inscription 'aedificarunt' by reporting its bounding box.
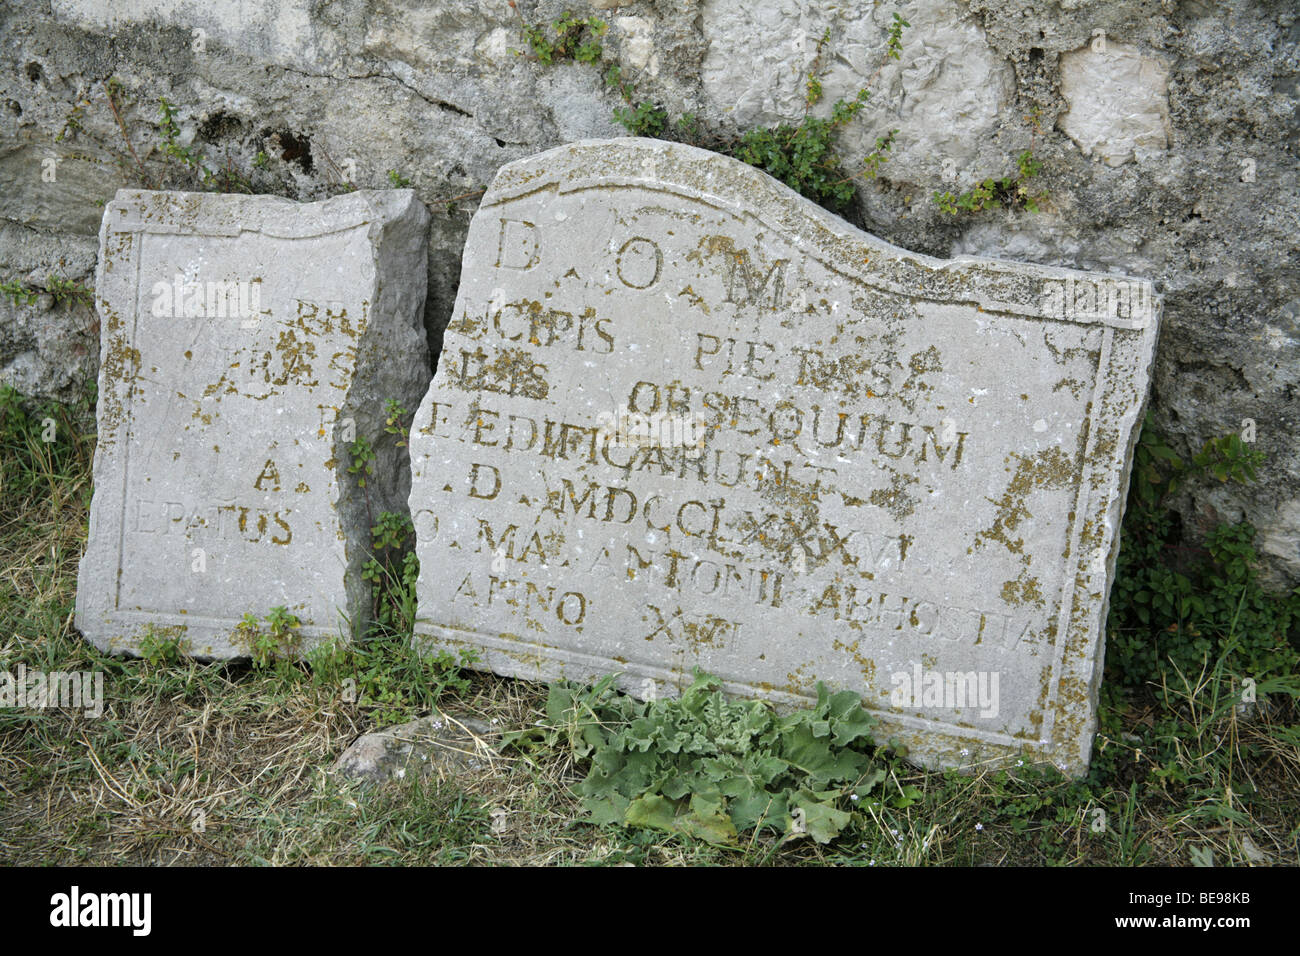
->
[409,138,1160,776]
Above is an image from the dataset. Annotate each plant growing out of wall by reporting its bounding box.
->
[1,275,92,309]
[157,97,256,193]
[52,77,313,197]
[933,148,1046,214]
[520,12,909,215]
[519,9,608,66]
[933,107,1051,215]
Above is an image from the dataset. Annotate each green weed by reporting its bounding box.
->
[507,670,892,846]
[612,100,667,138]
[933,149,1046,214]
[1106,413,1300,690]
[541,11,909,214]
[158,97,255,193]
[235,606,304,670]
[1,275,93,309]
[521,11,607,66]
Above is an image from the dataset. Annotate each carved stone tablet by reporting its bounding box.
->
[409,138,1159,775]
[77,188,430,658]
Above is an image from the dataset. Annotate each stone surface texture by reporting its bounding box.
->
[2,0,1294,590]
[1058,40,1171,166]
[76,188,429,658]
[408,138,1160,776]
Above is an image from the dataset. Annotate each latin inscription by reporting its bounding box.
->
[409,141,1160,776]
[417,211,1044,675]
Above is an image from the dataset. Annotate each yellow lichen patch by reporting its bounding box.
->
[676,614,734,651]
[98,327,141,438]
[451,345,549,400]
[974,444,1082,557]
[832,637,876,686]
[783,660,816,698]
[869,475,919,521]
[1001,570,1045,609]
[808,582,841,619]
[892,345,943,414]
[677,285,708,312]
[270,329,317,386]
[446,308,483,337]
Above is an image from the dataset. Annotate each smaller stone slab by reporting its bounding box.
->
[76,188,430,658]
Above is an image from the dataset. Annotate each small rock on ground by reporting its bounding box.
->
[332,712,498,785]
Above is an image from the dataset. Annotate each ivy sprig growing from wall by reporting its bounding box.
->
[1,275,92,309]
[933,149,1046,214]
[730,90,897,211]
[362,510,418,630]
[933,108,1051,215]
[617,20,905,212]
[158,97,256,193]
[2,275,99,346]
[54,77,302,196]
[516,8,608,65]
[354,399,420,630]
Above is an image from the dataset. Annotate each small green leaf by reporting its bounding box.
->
[789,790,851,844]
[624,793,679,832]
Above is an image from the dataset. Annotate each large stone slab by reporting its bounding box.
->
[77,188,430,658]
[408,138,1160,776]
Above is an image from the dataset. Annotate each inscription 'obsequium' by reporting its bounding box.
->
[409,140,1160,778]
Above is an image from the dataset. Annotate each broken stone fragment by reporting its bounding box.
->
[76,188,430,659]
[332,713,499,785]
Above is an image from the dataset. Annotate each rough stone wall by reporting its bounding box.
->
[2,0,1297,586]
